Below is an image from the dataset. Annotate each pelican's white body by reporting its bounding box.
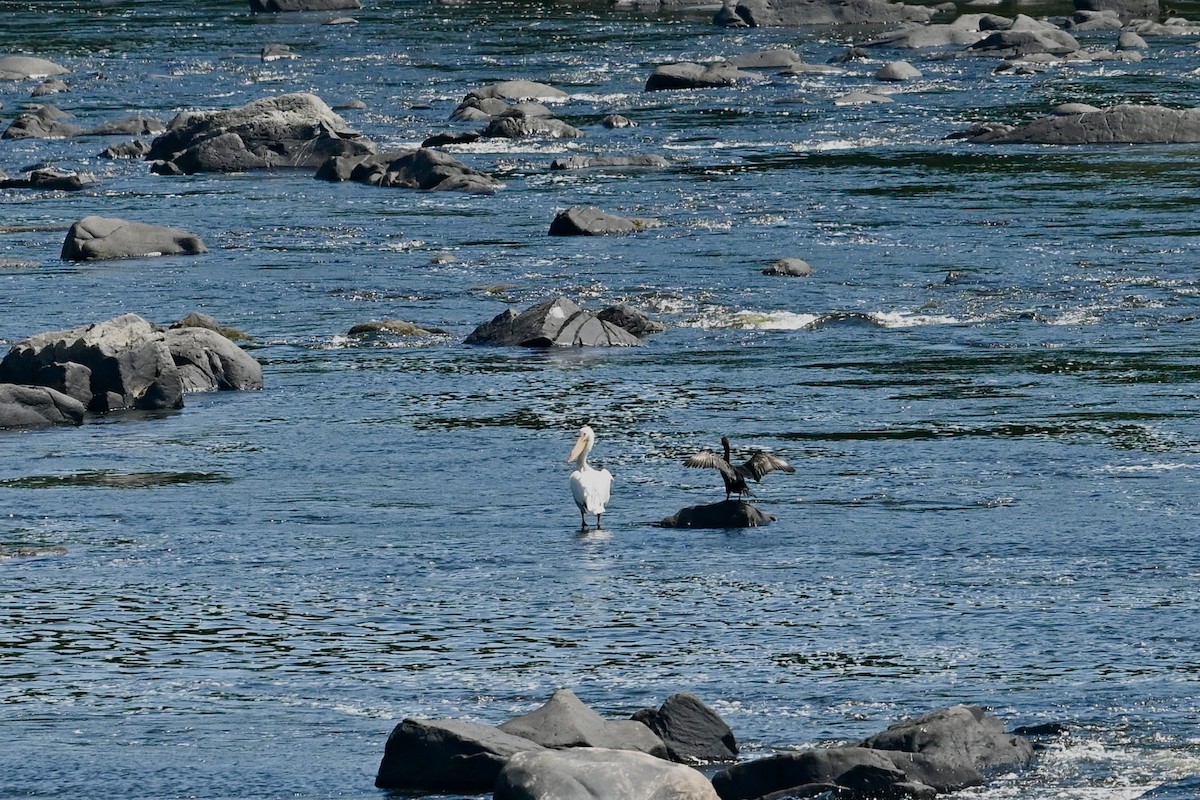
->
[567,426,613,528]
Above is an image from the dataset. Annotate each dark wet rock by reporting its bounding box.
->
[712,746,959,800]
[0,56,69,81]
[1074,0,1158,22]
[602,114,638,128]
[374,718,545,793]
[495,748,721,800]
[421,131,481,147]
[0,384,85,429]
[0,168,97,191]
[31,78,68,96]
[1132,774,1200,798]
[968,104,1200,144]
[716,3,752,26]
[861,704,1035,774]
[99,140,152,159]
[0,314,184,413]
[763,257,813,276]
[250,0,361,11]
[550,154,669,170]
[877,60,922,81]
[725,0,935,27]
[498,688,667,757]
[315,148,500,193]
[549,206,657,236]
[347,319,449,337]
[61,216,207,261]
[645,62,763,91]
[482,116,583,139]
[597,304,666,337]
[1012,722,1070,736]
[465,297,642,348]
[658,500,776,529]
[87,116,165,137]
[147,92,375,174]
[2,106,85,139]
[163,327,264,393]
[631,692,737,764]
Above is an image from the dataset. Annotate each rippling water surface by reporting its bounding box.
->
[4,0,1200,797]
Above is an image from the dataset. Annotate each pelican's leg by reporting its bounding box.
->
[596,513,603,529]
[579,508,589,530]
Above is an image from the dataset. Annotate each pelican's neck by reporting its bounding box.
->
[573,449,591,470]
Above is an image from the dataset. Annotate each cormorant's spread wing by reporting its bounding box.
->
[741,451,795,481]
[684,450,737,481]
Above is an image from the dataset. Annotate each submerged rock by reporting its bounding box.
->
[465,297,642,347]
[550,155,669,170]
[763,257,813,276]
[658,500,776,528]
[645,62,762,91]
[347,319,449,337]
[249,0,361,10]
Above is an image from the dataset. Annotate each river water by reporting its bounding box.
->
[3,0,1200,797]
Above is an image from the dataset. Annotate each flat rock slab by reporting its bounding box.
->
[465,297,642,348]
[61,216,207,261]
[658,500,776,528]
[0,56,68,80]
[549,206,657,236]
[969,104,1200,144]
[645,62,763,91]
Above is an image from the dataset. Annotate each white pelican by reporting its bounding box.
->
[567,425,613,530]
[684,436,795,501]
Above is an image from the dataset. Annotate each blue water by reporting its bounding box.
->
[4,1,1200,798]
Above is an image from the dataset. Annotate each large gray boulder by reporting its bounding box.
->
[860,704,1034,773]
[0,385,85,429]
[374,718,544,793]
[632,693,738,764]
[61,216,207,261]
[2,106,84,139]
[0,314,184,412]
[498,689,668,758]
[147,92,375,173]
[482,116,584,139]
[315,148,500,193]
[495,748,721,800]
[465,297,642,348]
[163,327,264,392]
[658,500,776,529]
[969,104,1200,144]
[724,0,936,27]
[249,0,361,11]
[470,80,569,101]
[0,56,69,80]
[549,206,656,236]
[645,62,762,91]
